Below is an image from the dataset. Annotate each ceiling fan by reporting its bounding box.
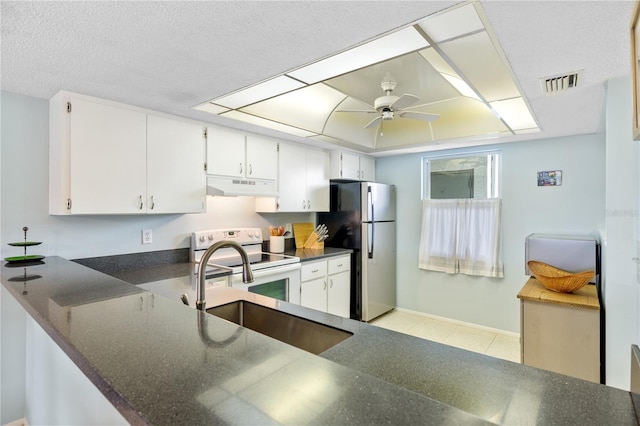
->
[336,74,440,130]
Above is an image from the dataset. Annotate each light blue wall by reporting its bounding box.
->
[0,91,311,260]
[376,133,606,333]
[604,76,640,390]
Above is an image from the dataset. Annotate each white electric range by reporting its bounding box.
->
[190,228,300,302]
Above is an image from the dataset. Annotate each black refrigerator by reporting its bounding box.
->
[318,181,396,321]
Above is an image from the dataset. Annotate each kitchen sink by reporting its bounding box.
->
[206,301,352,355]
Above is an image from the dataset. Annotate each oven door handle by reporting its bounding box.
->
[229,263,301,283]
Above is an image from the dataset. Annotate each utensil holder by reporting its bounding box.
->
[270,236,285,253]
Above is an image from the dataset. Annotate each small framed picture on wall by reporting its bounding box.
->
[537,170,562,186]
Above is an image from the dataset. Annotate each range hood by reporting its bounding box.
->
[206,176,278,197]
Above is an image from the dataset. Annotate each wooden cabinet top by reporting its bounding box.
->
[517,277,600,310]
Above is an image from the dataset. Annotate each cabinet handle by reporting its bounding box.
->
[324,280,327,290]
[302,200,306,209]
[337,264,342,267]
[330,279,333,288]
[150,195,155,210]
[138,195,143,210]
[311,269,319,273]
[306,200,311,210]
[249,164,253,175]
[239,163,243,174]
[357,170,361,179]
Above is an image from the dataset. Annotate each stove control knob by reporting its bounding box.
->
[199,235,205,243]
[208,234,214,241]
[247,231,254,238]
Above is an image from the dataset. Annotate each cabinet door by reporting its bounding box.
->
[246,135,278,180]
[340,152,361,180]
[277,143,307,212]
[306,149,329,212]
[147,115,205,214]
[206,127,245,177]
[359,156,375,181]
[327,271,350,318]
[300,277,327,313]
[69,98,147,214]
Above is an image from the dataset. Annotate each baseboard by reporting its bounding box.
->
[4,418,28,426]
[392,307,520,340]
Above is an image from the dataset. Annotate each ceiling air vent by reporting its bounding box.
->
[540,71,581,94]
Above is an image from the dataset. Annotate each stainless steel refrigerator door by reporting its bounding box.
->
[361,182,396,223]
[361,221,396,321]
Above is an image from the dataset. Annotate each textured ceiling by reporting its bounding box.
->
[0,1,634,155]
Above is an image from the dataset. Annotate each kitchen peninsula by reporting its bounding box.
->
[2,257,638,425]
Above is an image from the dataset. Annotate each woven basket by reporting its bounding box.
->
[527,260,594,293]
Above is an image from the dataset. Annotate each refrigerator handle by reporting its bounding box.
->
[367,185,374,222]
[368,222,374,259]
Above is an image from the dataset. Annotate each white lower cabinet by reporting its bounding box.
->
[300,254,350,318]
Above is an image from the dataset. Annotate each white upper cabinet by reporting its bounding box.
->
[246,135,278,180]
[206,127,245,178]
[256,143,329,213]
[277,143,308,212]
[49,91,206,215]
[206,129,277,180]
[67,97,147,214]
[305,148,330,211]
[330,150,376,181]
[147,115,206,214]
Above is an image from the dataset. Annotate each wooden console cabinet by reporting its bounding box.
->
[518,278,600,383]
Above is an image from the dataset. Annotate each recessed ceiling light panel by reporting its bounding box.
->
[418,3,484,43]
[241,84,346,133]
[490,97,538,131]
[193,102,230,115]
[287,27,429,84]
[212,75,306,109]
[221,110,317,137]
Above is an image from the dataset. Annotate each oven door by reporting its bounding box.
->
[230,263,301,303]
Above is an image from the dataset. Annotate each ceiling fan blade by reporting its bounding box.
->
[390,94,420,110]
[398,111,440,122]
[335,109,378,114]
[364,115,382,129]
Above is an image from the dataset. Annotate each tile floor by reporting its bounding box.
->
[370,309,521,363]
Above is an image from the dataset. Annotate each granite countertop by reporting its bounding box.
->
[2,256,638,425]
[284,247,352,262]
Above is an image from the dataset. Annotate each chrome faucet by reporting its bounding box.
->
[196,241,254,311]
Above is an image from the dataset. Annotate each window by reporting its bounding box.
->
[419,151,503,278]
[422,152,500,200]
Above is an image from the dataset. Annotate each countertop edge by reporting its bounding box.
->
[2,268,149,426]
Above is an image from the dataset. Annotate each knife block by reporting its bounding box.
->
[303,232,324,249]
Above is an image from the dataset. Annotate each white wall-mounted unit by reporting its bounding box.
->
[205,127,278,196]
[49,91,206,215]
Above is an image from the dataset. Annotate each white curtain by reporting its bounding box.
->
[419,198,503,278]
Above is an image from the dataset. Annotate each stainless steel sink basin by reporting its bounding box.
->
[207,301,352,355]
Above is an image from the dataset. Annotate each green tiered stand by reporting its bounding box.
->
[4,226,44,264]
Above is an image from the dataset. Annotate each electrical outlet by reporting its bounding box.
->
[142,229,152,245]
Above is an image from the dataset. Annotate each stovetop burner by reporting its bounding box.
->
[191,227,299,274]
